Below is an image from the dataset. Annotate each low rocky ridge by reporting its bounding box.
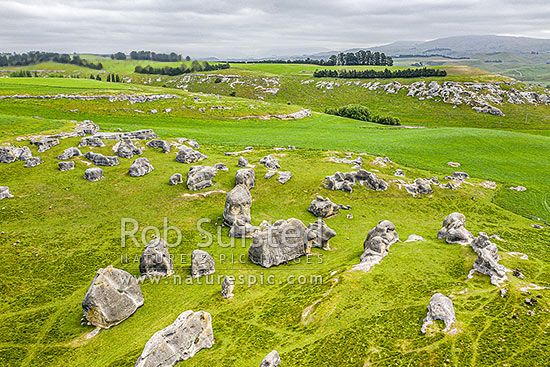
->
[82,265,144,329]
[134,310,214,367]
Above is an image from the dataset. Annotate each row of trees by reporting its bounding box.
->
[313,67,447,79]
[325,104,400,126]
[134,61,230,76]
[0,52,102,69]
[109,51,188,62]
[244,50,393,66]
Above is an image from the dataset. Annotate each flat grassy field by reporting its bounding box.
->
[0,70,549,366]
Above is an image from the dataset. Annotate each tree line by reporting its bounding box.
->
[0,52,102,69]
[313,67,447,79]
[134,60,230,76]
[110,51,189,62]
[238,50,393,66]
[325,104,400,126]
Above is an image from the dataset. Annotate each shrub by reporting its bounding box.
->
[325,104,400,126]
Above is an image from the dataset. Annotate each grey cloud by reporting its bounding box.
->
[1,0,549,58]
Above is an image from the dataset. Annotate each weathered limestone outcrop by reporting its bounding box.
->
[437,212,474,246]
[79,136,105,147]
[307,219,336,251]
[191,250,215,278]
[235,168,255,189]
[353,220,399,272]
[0,145,32,163]
[94,129,158,140]
[84,151,119,166]
[24,157,42,168]
[308,196,346,218]
[58,161,75,171]
[221,276,235,299]
[405,178,433,196]
[249,218,308,268]
[30,137,59,152]
[134,310,214,367]
[326,170,388,193]
[276,171,292,184]
[187,165,217,191]
[228,218,259,238]
[469,233,508,286]
[260,350,281,367]
[57,147,82,160]
[259,155,280,170]
[214,162,228,171]
[223,184,252,226]
[146,139,171,153]
[0,186,13,200]
[238,156,249,167]
[169,173,183,186]
[176,146,207,164]
[139,238,174,279]
[129,157,154,177]
[421,293,456,333]
[114,139,142,159]
[84,167,103,181]
[82,265,144,328]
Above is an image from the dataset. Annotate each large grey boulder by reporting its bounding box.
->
[326,171,353,193]
[84,167,103,181]
[115,138,142,159]
[355,169,388,191]
[84,151,119,166]
[134,310,214,367]
[405,178,433,196]
[79,136,105,147]
[0,146,32,163]
[187,165,217,191]
[237,156,249,167]
[191,250,215,278]
[236,168,255,189]
[353,220,399,272]
[129,157,154,177]
[146,139,171,153]
[223,184,252,226]
[58,161,75,171]
[24,156,42,168]
[308,196,343,218]
[307,219,336,251]
[421,293,456,333]
[214,162,228,171]
[260,350,281,367]
[169,173,183,186]
[221,276,234,299]
[259,155,280,170]
[176,146,207,164]
[437,212,474,246]
[30,137,59,152]
[82,265,144,329]
[0,186,13,200]
[139,238,174,279]
[57,147,82,160]
[469,232,508,285]
[276,171,292,184]
[249,218,308,268]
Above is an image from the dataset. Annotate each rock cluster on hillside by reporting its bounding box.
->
[79,136,105,147]
[307,219,336,251]
[134,310,214,367]
[82,265,144,328]
[469,232,508,285]
[30,137,59,152]
[0,145,32,163]
[353,220,399,272]
[326,169,388,193]
[24,156,42,168]
[114,139,142,158]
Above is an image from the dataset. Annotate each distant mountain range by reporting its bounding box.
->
[254,35,550,61]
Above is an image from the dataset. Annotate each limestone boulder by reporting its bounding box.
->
[249,218,308,268]
[214,162,228,171]
[259,155,280,170]
[134,310,214,367]
[57,147,82,160]
[307,219,336,251]
[24,157,42,168]
[223,184,252,226]
[421,293,456,333]
[437,212,474,246]
[276,171,292,184]
[260,350,281,367]
[191,250,215,278]
[469,233,508,285]
[221,276,234,299]
[229,218,259,238]
[236,168,255,189]
[354,220,398,272]
[114,138,142,159]
[146,139,171,153]
[176,146,207,164]
[187,165,217,191]
[308,196,342,218]
[405,178,433,196]
[129,157,154,177]
[0,146,32,163]
[84,167,103,181]
[84,151,119,166]
[139,238,174,278]
[79,136,105,147]
[169,173,183,186]
[58,161,75,171]
[0,186,14,200]
[82,265,144,328]
[238,156,249,167]
[30,137,59,152]
[355,169,388,191]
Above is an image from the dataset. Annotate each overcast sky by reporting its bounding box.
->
[1,0,550,58]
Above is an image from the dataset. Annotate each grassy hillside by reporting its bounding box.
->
[0,70,549,366]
